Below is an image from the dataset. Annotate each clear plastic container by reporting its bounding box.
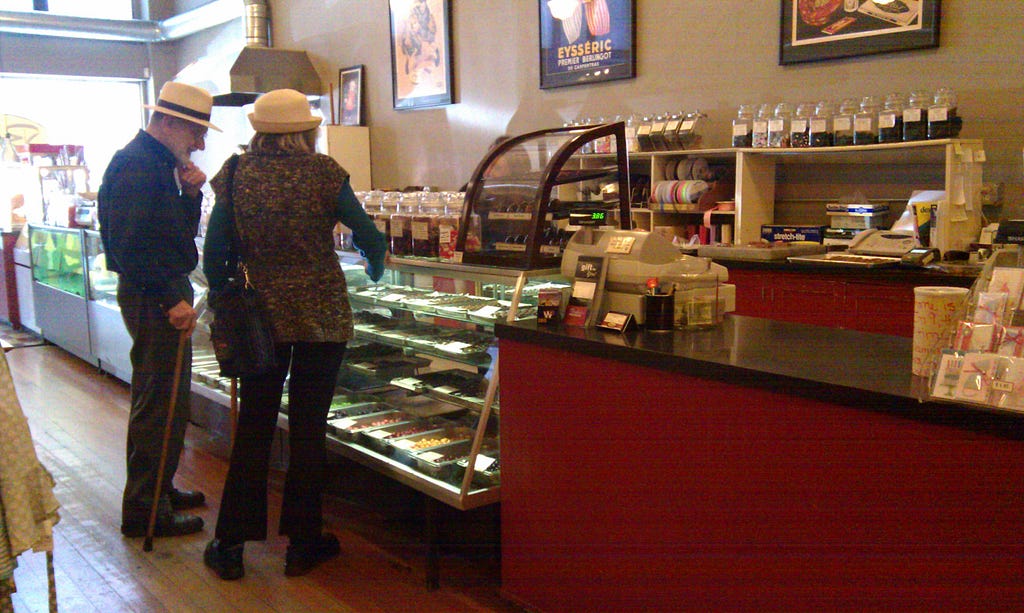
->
[635,115,654,152]
[768,102,793,148]
[751,103,772,148]
[790,102,815,148]
[412,191,442,258]
[663,111,683,150]
[732,104,754,148]
[809,100,834,147]
[927,87,958,139]
[648,113,668,151]
[877,92,905,144]
[853,95,881,145]
[388,192,414,257]
[438,193,463,261]
[832,98,858,146]
[902,89,930,141]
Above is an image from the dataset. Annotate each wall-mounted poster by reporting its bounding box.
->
[539,0,636,89]
[339,65,364,126]
[390,0,453,110]
[780,0,940,65]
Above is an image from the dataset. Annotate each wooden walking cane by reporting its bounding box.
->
[143,329,189,552]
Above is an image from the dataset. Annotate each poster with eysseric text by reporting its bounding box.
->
[539,0,635,89]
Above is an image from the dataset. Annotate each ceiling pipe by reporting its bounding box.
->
[0,0,238,43]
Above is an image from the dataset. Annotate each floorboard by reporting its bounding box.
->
[5,345,520,613]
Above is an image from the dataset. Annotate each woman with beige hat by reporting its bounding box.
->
[202,88,387,580]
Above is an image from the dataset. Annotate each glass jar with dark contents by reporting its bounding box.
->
[412,191,442,258]
[832,98,858,146]
[768,102,792,148]
[877,92,905,144]
[732,104,754,148]
[902,89,930,141]
[809,100,833,147]
[853,95,880,146]
[388,192,414,257]
[927,87,958,139]
[790,102,814,148]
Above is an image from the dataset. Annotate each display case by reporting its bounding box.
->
[84,230,133,382]
[187,254,568,511]
[28,223,95,364]
[456,123,631,269]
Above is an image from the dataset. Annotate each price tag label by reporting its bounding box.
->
[418,451,444,462]
[434,385,460,394]
[437,341,472,353]
[366,429,393,440]
[475,454,498,471]
[329,417,357,430]
[471,305,502,319]
[391,377,422,389]
[381,293,407,302]
[392,439,415,450]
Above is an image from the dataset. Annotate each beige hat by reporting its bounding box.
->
[248,89,322,134]
[144,81,222,132]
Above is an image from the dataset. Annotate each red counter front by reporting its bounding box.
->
[497,325,1024,612]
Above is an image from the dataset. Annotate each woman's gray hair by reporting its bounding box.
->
[249,128,318,154]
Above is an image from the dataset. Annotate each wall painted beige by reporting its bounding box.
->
[186,1,1022,209]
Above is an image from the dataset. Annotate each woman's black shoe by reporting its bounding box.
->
[169,488,206,510]
[284,533,340,577]
[204,539,245,580]
[121,512,203,537]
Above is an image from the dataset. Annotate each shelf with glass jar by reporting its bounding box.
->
[572,137,984,254]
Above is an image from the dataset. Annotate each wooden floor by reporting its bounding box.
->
[6,344,522,613]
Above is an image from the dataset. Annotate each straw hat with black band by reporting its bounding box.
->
[144,82,222,132]
[248,89,322,134]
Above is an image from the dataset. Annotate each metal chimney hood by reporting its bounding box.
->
[202,0,323,106]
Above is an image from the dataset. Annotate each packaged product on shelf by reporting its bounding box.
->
[927,87,959,139]
[751,103,771,148]
[832,98,858,146]
[790,102,814,148]
[953,352,997,403]
[731,104,754,148]
[877,92,905,144]
[809,100,834,147]
[853,96,880,146]
[767,102,792,148]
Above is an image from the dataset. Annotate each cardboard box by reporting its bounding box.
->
[760,225,826,243]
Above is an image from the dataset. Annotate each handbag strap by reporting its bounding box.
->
[223,154,254,288]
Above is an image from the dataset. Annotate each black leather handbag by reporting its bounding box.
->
[208,155,277,378]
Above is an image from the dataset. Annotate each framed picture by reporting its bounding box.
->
[780,0,940,65]
[338,65,364,126]
[539,0,636,89]
[389,0,453,110]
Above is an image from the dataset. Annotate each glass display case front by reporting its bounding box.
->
[456,122,631,269]
[84,230,118,304]
[28,223,86,297]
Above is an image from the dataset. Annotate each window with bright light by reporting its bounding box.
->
[1,75,144,182]
[0,1,134,20]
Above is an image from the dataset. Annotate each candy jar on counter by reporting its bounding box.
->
[767,102,792,148]
[635,115,654,152]
[731,104,754,148]
[751,103,771,148]
[877,92,905,144]
[927,87,958,139]
[663,111,683,151]
[648,112,668,151]
[902,89,930,141]
[853,95,880,145]
[438,192,463,261]
[832,98,858,146]
[388,192,413,257]
[790,102,815,148]
[411,190,443,258]
[809,100,834,147]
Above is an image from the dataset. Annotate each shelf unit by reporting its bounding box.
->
[579,139,985,254]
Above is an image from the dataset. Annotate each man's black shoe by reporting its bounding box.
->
[284,532,340,577]
[169,488,206,510]
[121,512,204,538]
[204,539,245,580]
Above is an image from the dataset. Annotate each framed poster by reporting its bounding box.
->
[539,0,636,89]
[389,0,453,110]
[780,0,940,65]
[338,65,364,126]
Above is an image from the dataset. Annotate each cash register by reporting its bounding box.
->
[560,224,735,324]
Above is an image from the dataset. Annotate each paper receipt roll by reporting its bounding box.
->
[912,286,969,377]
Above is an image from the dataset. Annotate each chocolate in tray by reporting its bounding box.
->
[328,410,412,441]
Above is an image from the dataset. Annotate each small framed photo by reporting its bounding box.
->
[389,0,453,110]
[338,65,364,126]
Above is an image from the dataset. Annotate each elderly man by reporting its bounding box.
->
[98,81,220,538]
